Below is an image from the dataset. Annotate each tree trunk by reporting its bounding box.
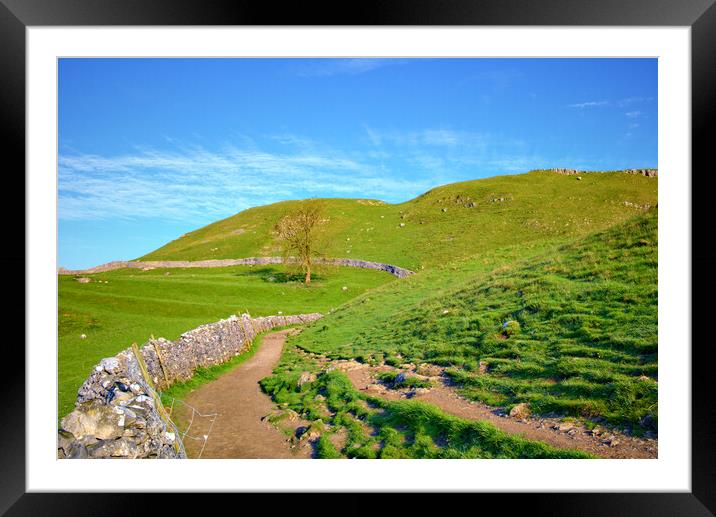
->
[305,264,311,285]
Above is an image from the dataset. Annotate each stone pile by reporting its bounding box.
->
[58,312,323,459]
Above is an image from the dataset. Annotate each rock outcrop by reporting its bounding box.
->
[547,168,657,177]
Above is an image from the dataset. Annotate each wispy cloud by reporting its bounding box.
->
[567,100,609,109]
[363,126,544,173]
[59,127,551,224]
[458,68,524,91]
[363,127,489,150]
[568,96,654,112]
[293,59,407,77]
[58,138,435,223]
[617,96,654,107]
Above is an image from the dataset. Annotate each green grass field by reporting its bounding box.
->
[58,264,394,419]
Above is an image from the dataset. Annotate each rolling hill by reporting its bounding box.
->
[141,170,657,270]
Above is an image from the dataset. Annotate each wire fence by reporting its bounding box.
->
[131,343,218,459]
[155,388,218,459]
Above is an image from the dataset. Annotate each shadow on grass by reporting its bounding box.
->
[232,267,325,284]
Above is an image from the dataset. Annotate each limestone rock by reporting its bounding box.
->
[100,357,121,374]
[66,442,89,459]
[61,404,124,440]
[555,422,575,432]
[415,364,443,377]
[509,402,531,420]
[297,371,317,387]
[57,430,75,456]
[87,438,140,458]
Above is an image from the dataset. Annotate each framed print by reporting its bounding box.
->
[2,0,714,513]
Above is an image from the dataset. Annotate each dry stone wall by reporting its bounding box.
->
[142,313,322,387]
[58,312,322,459]
[58,256,414,278]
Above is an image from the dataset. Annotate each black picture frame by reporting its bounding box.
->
[2,0,713,514]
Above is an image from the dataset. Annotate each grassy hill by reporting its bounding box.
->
[141,170,657,270]
[288,209,658,434]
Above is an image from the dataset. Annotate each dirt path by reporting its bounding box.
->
[173,332,656,459]
[338,361,657,459]
[176,329,310,459]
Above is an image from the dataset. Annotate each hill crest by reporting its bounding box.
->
[141,169,657,270]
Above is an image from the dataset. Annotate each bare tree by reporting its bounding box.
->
[274,199,325,285]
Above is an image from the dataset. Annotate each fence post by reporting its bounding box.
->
[131,342,182,456]
[153,341,170,388]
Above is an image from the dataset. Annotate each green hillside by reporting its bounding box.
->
[141,170,657,270]
[288,209,657,434]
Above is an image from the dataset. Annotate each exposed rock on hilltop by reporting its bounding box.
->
[548,168,657,177]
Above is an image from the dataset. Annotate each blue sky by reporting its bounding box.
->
[58,58,657,269]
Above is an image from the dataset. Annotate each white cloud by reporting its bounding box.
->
[294,59,407,77]
[567,100,609,109]
[625,111,642,118]
[457,68,524,90]
[59,127,550,224]
[363,125,383,147]
[617,96,654,107]
[568,97,654,110]
[363,126,540,174]
[422,129,461,147]
[363,127,490,150]
[58,140,436,223]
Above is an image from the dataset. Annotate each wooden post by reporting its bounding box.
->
[131,342,181,455]
[153,341,170,388]
[132,342,155,390]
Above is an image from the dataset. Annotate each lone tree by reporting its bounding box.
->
[274,199,325,285]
